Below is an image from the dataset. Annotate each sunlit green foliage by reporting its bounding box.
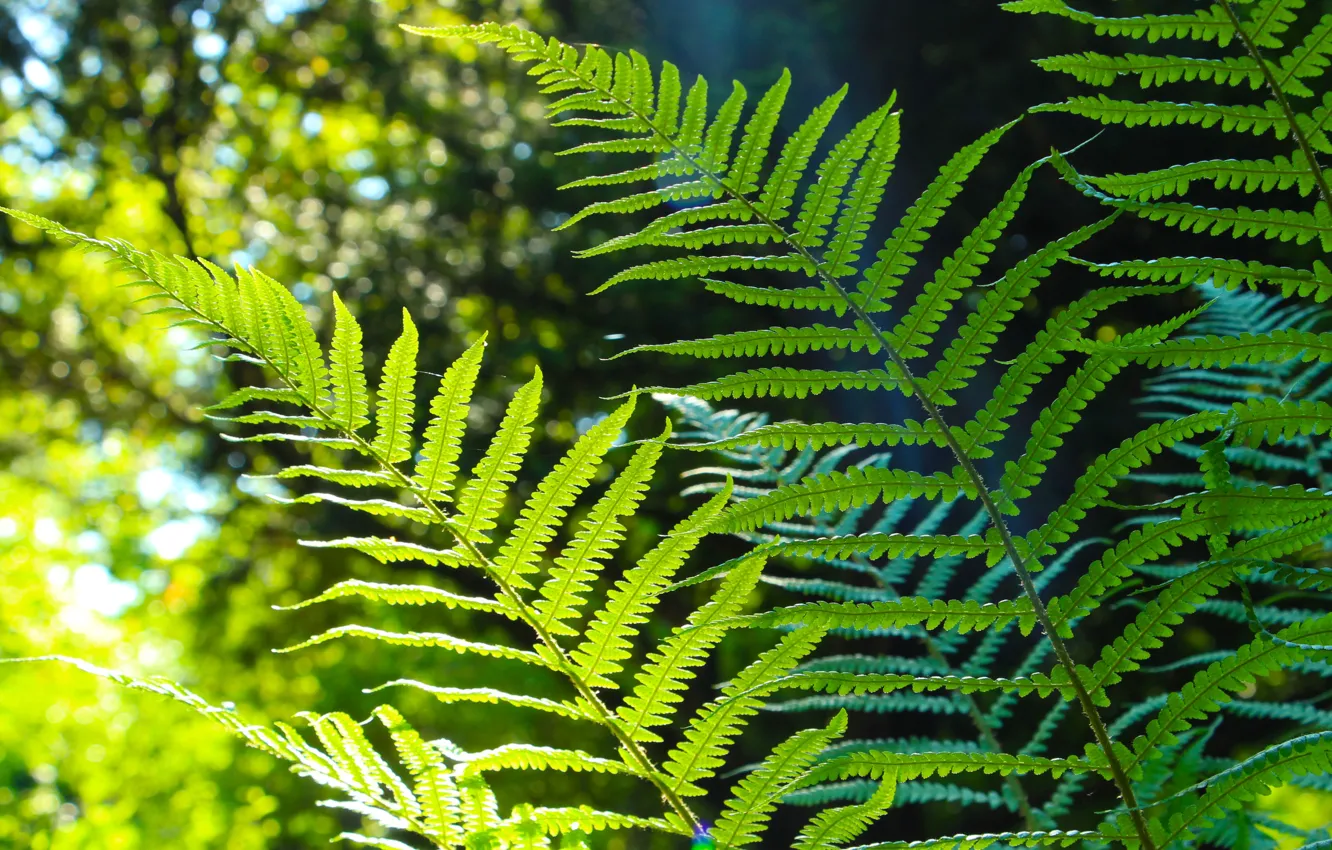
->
[7,5,1332,850]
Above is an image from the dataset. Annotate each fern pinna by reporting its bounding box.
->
[3,209,917,850]
[416,22,1332,850]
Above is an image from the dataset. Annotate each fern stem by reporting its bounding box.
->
[157,282,704,837]
[568,66,1157,850]
[1219,0,1332,216]
[800,266,1157,850]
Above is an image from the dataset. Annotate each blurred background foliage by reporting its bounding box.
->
[2,0,1329,847]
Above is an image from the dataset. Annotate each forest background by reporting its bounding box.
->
[3,0,1325,848]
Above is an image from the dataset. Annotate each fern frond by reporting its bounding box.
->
[850,829,1113,850]
[757,85,848,221]
[369,310,419,464]
[1155,732,1332,847]
[1000,1,1237,45]
[453,745,636,778]
[1089,155,1319,201]
[1128,614,1332,774]
[921,213,1119,404]
[1078,255,1332,302]
[675,420,947,452]
[268,466,396,487]
[803,750,1106,785]
[857,120,1018,307]
[793,101,893,252]
[642,367,899,401]
[1037,51,1264,89]
[297,537,467,568]
[888,162,1036,360]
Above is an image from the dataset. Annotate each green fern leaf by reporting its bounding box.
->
[675,420,946,452]
[533,421,665,635]
[703,80,748,175]
[206,386,305,410]
[1000,1,1236,45]
[454,745,637,778]
[614,325,880,360]
[617,555,765,742]
[373,706,464,845]
[330,291,372,432]
[759,532,1004,566]
[495,396,636,590]
[1047,512,1214,634]
[700,279,873,315]
[273,579,515,618]
[792,778,896,850]
[501,806,675,837]
[1089,155,1320,201]
[1156,732,1332,847]
[271,494,434,523]
[856,120,1018,307]
[958,282,1191,457]
[735,597,1037,635]
[821,103,902,277]
[414,336,486,502]
[719,466,976,533]
[297,537,465,568]
[663,627,827,796]
[570,486,730,689]
[802,749,1105,786]
[277,625,551,666]
[851,829,1113,850]
[727,70,791,195]
[757,86,848,221]
[593,254,813,294]
[1274,15,1332,96]
[711,710,849,850]
[454,369,543,545]
[889,161,1037,360]
[368,680,594,722]
[270,466,395,488]
[921,212,1119,404]
[1127,614,1332,775]
[642,367,899,401]
[370,310,419,464]
[1036,51,1263,88]
[793,100,893,251]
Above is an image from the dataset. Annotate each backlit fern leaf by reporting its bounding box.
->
[3,210,860,849]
